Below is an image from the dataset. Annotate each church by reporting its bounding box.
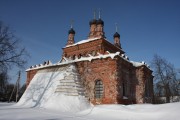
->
[26,13,153,105]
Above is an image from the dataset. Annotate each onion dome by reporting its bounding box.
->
[68,28,75,34]
[89,19,97,25]
[97,18,104,26]
[113,32,120,38]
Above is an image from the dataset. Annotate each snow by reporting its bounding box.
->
[26,52,122,71]
[17,64,90,112]
[65,37,101,48]
[1,60,179,119]
[0,102,180,120]
[157,96,180,103]
[27,51,149,72]
[130,61,145,67]
[130,61,149,67]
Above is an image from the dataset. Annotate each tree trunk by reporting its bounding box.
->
[165,84,170,103]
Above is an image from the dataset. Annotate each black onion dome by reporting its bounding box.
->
[89,19,97,25]
[113,32,120,38]
[97,18,104,26]
[68,28,75,34]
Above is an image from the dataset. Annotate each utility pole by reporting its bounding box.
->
[9,71,21,102]
[16,71,21,102]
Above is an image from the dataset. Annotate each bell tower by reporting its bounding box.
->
[67,21,75,46]
[113,23,121,49]
[89,10,105,38]
[89,10,97,38]
[96,9,105,38]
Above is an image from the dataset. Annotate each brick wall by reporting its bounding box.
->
[26,69,37,87]
[76,57,118,104]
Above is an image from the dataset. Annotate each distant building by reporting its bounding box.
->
[26,14,153,104]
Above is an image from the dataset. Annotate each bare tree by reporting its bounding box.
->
[0,20,29,101]
[0,21,28,69]
[152,54,179,103]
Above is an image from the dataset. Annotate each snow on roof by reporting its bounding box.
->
[65,37,124,54]
[26,52,150,71]
[26,52,123,71]
[65,37,101,48]
[131,61,145,67]
[28,60,52,71]
[26,51,149,71]
[130,61,150,68]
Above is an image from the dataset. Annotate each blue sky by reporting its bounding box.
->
[0,0,180,84]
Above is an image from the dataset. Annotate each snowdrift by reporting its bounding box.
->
[1,102,180,120]
[78,102,180,120]
[17,64,91,112]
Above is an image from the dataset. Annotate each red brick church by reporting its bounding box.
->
[26,14,153,104]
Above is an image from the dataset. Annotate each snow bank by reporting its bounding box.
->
[77,102,180,120]
[17,64,91,112]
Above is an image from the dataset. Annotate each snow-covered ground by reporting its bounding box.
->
[0,102,180,120]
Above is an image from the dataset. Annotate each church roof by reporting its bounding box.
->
[89,19,97,25]
[97,18,104,26]
[113,32,120,38]
[65,37,101,48]
[68,28,75,34]
[63,36,124,54]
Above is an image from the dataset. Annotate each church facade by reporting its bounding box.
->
[26,15,153,104]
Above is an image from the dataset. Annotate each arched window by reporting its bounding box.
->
[78,54,82,59]
[92,50,96,56]
[95,80,103,98]
[122,81,127,97]
[72,55,76,60]
[122,82,126,96]
[83,52,87,57]
[145,79,150,97]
